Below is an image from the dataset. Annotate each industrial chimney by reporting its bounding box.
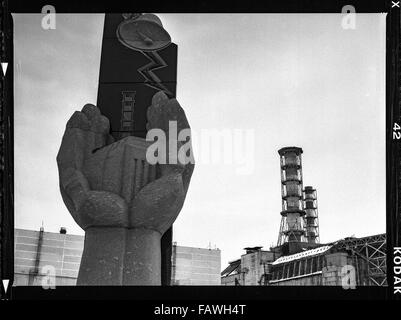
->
[303,186,320,244]
[277,147,306,246]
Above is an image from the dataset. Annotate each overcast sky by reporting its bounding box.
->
[13,13,386,269]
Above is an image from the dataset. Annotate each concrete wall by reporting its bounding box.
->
[14,229,221,286]
[14,229,83,286]
[220,250,276,286]
[322,252,354,286]
[241,251,275,285]
[172,245,221,285]
[241,252,257,285]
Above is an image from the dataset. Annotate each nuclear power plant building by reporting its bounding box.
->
[221,147,387,287]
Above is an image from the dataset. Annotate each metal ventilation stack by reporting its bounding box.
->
[303,186,320,244]
[277,147,306,246]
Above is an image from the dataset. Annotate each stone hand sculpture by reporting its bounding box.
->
[57,92,194,285]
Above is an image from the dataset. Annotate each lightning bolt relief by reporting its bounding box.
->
[138,51,173,96]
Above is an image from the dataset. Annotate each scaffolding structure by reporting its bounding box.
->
[335,233,387,286]
[28,227,44,285]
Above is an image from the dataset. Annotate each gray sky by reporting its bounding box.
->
[13,13,386,269]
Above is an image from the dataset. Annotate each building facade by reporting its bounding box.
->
[221,247,275,286]
[221,147,387,287]
[14,228,221,286]
[171,244,221,285]
[221,234,386,286]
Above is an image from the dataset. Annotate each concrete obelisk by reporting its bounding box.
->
[96,13,178,285]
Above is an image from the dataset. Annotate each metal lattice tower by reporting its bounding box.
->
[277,147,306,246]
[303,186,320,244]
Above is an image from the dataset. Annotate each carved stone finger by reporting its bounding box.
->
[57,128,88,169]
[59,167,90,209]
[66,111,90,130]
[130,172,185,233]
[81,103,101,121]
[79,191,129,228]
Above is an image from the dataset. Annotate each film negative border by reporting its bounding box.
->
[6,0,389,14]
[0,0,13,300]
[0,0,399,301]
[388,0,401,300]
